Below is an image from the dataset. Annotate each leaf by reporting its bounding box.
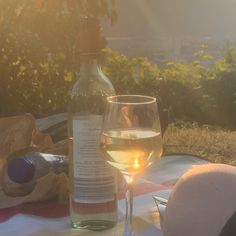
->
[64,71,73,81]
[20,65,26,72]
[15,6,23,16]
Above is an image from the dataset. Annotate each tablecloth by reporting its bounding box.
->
[0,154,208,236]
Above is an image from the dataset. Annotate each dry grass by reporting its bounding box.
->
[163,124,236,166]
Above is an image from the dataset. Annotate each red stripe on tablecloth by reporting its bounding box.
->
[0,180,176,223]
[0,207,19,223]
[0,200,69,223]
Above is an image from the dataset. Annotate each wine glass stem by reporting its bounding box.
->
[124,178,135,236]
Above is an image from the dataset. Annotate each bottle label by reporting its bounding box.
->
[72,115,115,203]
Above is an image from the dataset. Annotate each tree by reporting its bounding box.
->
[0,1,116,116]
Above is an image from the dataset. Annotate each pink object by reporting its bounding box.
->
[163,164,236,236]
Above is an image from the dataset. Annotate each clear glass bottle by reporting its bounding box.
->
[2,147,68,197]
[68,17,117,230]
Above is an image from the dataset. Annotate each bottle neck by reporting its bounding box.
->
[79,53,102,79]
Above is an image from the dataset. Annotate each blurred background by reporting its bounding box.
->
[1,0,236,126]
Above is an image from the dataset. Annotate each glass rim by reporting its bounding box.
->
[107,94,156,105]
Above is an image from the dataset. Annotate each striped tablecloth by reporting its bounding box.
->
[0,154,208,236]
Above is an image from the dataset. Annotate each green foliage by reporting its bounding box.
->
[201,45,236,128]
[34,0,117,23]
[104,47,236,130]
[0,1,236,130]
[103,48,161,96]
[0,0,116,116]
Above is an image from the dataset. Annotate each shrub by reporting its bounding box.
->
[0,2,236,130]
[0,0,116,117]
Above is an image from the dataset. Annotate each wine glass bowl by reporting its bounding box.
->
[101,129,162,176]
[100,95,163,235]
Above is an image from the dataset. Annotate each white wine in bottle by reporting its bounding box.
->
[68,17,117,230]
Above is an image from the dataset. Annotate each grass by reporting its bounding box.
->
[163,123,236,166]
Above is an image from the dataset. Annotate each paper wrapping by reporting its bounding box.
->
[0,114,69,208]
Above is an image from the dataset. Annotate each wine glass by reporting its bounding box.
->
[100,95,163,235]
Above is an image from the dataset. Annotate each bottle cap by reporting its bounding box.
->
[7,158,35,183]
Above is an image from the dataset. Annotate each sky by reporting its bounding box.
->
[103,0,236,41]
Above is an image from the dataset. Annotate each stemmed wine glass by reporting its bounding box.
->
[100,95,163,236]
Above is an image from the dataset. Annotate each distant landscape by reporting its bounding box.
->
[103,0,236,64]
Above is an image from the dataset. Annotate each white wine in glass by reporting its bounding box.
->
[100,95,163,236]
[101,129,162,175]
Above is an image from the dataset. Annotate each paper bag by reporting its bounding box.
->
[0,114,69,208]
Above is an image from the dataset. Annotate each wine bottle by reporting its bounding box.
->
[2,148,68,197]
[68,17,117,230]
